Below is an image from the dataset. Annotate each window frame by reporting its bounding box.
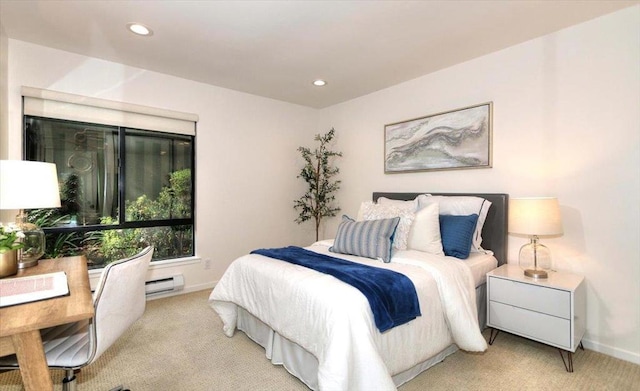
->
[23,115,196,264]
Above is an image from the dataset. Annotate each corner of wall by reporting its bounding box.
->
[0,25,13,223]
[0,22,9,160]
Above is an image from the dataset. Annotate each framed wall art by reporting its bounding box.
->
[384,102,493,173]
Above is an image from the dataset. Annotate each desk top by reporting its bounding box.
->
[0,256,94,337]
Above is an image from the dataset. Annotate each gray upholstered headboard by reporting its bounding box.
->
[372,192,509,266]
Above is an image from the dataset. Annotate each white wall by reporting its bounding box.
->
[0,23,8,159]
[319,6,640,363]
[2,39,319,294]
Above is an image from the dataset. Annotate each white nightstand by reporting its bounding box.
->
[487,264,586,372]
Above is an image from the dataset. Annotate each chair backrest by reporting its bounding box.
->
[89,246,153,363]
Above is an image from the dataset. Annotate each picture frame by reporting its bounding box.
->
[384,102,493,173]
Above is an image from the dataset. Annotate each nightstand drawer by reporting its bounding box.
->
[489,301,571,349]
[489,276,570,318]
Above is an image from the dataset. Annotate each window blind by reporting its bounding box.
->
[22,86,198,136]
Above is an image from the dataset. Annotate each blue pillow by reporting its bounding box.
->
[439,214,479,259]
[330,215,400,263]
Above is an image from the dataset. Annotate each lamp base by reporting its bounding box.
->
[524,268,548,279]
[519,236,551,280]
[18,257,40,269]
[16,212,46,269]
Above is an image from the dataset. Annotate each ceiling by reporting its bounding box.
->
[0,1,637,108]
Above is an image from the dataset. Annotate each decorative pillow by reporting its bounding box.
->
[358,201,415,250]
[376,196,424,211]
[418,195,492,253]
[330,215,400,263]
[439,214,479,259]
[407,202,444,255]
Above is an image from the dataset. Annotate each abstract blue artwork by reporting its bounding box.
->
[384,102,492,173]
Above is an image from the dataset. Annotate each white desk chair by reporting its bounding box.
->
[0,246,153,391]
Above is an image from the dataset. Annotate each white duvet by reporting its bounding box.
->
[209,240,487,391]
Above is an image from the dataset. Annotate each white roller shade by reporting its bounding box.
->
[22,87,198,136]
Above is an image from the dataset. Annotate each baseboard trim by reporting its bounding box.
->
[582,338,640,365]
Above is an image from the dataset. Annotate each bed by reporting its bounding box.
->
[209,192,508,390]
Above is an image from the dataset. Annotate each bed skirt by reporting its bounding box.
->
[237,307,458,390]
[234,283,487,390]
[476,282,487,330]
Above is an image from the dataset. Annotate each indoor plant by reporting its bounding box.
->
[0,222,25,277]
[294,128,342,241]
[0,222,24,253]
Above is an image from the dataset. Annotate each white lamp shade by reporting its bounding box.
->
[0,160,62,210]
[509,197,563,236]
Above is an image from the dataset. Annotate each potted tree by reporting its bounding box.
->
[294,128,342,241]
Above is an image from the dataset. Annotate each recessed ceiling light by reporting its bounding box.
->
[313,79,327,87]
[127,23,153,36]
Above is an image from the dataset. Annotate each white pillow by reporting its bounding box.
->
[358,201,415,251]
[407,202,444,255]
[377,196,422,211]
[417,195,492,253]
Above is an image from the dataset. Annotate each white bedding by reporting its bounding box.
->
[465,252,499,286]
[315,239,497,288]
[209,241,488,391]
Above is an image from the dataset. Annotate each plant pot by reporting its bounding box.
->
[0,249,18,278]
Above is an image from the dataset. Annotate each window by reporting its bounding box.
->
[21,88,197,269]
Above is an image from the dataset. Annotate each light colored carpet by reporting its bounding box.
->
[1,289,638,390]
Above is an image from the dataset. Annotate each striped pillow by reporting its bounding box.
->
[330,215,400,263]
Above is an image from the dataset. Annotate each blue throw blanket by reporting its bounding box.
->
[250,246,421,333]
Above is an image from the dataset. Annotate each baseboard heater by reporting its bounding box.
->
[145,274,185,296]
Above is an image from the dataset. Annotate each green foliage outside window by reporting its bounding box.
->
[102,168,193,261]
[28,169,192,268]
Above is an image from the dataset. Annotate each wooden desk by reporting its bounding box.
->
[0,257,94,391]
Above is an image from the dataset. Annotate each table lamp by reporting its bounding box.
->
[0,160,61,268]
[508,197,563,279]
